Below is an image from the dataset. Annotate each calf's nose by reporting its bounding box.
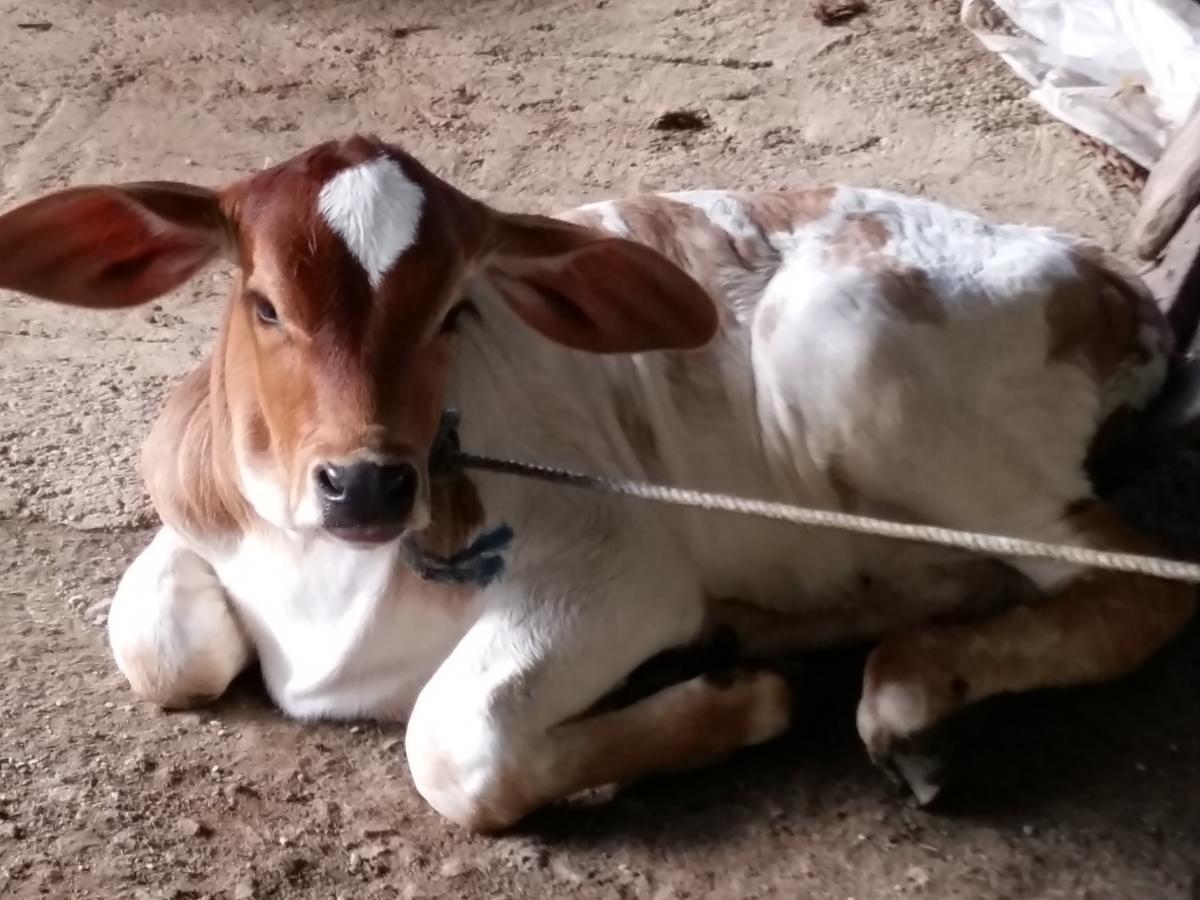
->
[314,459,418,527]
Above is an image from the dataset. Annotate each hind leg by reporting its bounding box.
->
[856,500,1196,802]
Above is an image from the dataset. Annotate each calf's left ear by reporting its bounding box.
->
[484,212,719,354]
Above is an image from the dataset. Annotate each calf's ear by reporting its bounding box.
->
[0,181,230,308]
[484,211,719,354]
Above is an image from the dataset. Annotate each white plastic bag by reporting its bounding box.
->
[962,0,1200,169]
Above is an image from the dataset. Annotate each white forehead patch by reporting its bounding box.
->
[317,156,425,288]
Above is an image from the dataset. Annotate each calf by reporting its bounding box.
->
[0,135,1193,830]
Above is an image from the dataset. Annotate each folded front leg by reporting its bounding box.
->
[404,544,792,831]
[108,527,253,709]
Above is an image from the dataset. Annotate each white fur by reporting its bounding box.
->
[121,526,474,722]
[575,200,632,237]
[204,530,467,719]
[108,527,251,708]
[318,156,425,288]
[234,455,298,531]
[118,185,1170,828]
[856,682,929,747]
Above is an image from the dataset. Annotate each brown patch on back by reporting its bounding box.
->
[566,191,834,311]
[1044,244,1169,383]
[828,212,890,266]
[609,195,768,305]
[736,187,836,236]
[874,266,947,325]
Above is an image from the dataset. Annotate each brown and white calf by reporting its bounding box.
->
[0,135,1194,830]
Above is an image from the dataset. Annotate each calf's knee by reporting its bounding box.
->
[405,698,536,833]
[107,529,250,709]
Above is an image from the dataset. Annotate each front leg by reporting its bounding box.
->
[108,527,253,709]
[404,545,793,831]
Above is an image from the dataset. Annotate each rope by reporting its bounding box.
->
[450,451,1200,585]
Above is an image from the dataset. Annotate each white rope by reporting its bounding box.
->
[452,452,1200,585]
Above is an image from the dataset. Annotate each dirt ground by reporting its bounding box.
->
[1,0,1197,898]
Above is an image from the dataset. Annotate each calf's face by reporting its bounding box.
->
[0,135,718,544]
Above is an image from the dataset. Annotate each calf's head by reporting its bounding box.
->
[0,135,717,543]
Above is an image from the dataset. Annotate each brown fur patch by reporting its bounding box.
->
[861,500,1196,756]
[568,192,831,317]
[608,195,766,303]
[828,212,890,266]
[556,672,791,803]
[1044,245,1168,383]
[738,188,836,235]
[420,472,487,558]
[875,266,946,325]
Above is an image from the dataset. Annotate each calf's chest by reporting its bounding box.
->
[209,534,474,720]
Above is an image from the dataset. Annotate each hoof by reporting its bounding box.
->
[868,722,957,808]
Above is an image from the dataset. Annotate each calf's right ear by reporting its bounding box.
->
[0,181,230,308]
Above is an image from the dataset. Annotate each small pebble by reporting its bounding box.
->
[439,857,467,878]
[176,818,210,838]
[905,865,931,888]
[359,821,396,838]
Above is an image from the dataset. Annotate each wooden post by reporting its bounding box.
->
[1131,106,1200,356]
[1128,107,1200,445]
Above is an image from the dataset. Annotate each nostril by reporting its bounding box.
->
[314,464,345,500]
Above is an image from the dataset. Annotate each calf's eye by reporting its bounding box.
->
[250,293,279,326]
[440,300,476,335]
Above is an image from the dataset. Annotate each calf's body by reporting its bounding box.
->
[1,137,1192,830]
